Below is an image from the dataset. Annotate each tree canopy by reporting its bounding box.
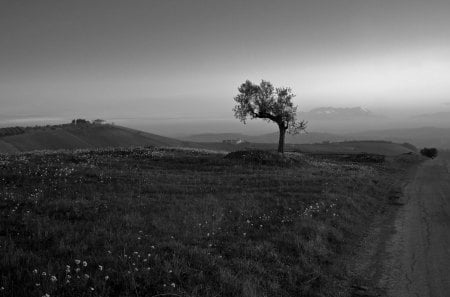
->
[233,80,306,153]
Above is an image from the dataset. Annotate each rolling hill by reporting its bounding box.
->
[183,131,345,144]
[0,124,184,154]
[346,127,450,149]
[293,140,417,156]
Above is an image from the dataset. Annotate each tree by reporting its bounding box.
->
[420,147,438,159]
[233,80,307,153]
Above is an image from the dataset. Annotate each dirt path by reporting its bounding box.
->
[379,155,450,297]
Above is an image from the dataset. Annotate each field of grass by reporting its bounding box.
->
[0,124,183,154]
[0,147,419,297]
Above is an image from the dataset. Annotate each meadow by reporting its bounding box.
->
[0,146,419,297]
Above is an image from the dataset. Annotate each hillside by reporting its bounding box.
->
[294,141,417,156]
[346,127,450,149]
[0,124,184,153]
[183,131,345,144]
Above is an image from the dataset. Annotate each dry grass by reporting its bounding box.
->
[0,147,417,297]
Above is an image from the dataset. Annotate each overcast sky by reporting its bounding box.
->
[1,0,450,125]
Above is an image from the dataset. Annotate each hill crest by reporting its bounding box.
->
[0,123,183,154]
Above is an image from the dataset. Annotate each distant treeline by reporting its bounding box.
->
[0,127,26,137]
[0,119,108,138]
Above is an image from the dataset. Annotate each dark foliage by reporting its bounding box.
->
[71,119,91,125]
[420,147,438,159]
[233,80,306,153]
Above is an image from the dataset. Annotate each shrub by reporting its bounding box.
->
[420,147,438,159]
[224,150,305,166]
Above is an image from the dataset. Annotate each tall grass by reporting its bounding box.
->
[0,147,415,297]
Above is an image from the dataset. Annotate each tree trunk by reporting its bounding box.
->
[278,126,286,153]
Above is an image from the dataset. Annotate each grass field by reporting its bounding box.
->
[0,147,420,297]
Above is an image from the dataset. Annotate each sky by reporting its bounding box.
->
[1,0,450,134]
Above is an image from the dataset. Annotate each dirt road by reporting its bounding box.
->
[379,154,450,297]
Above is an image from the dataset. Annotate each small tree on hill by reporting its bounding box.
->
[233,80,307,153]
[420,147,438,159]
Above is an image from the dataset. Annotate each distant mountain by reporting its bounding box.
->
[185,126,450,149]
[412,112,450,122]
[249,132,345,144]
[0,123,185,154]
[182,133,247,143]
[347,127,450,149]
[302,107,375,119]
[412,111,450,121]
[184,131,345,144]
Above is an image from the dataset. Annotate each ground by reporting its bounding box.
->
[379,152,450,297]
[0,147,420,297]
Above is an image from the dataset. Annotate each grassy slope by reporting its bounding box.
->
[294,141,415,155]
[0,124,183,153]
[0,147,420,297]
[200,141,416,156]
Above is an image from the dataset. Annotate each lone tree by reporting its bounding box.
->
[233,80,307,153]
[420,147,438,159]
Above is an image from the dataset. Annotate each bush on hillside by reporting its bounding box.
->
[225,150,305,166]
[420,147,438,159]
[71,119,91,125]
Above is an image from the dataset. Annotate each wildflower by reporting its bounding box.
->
[134,268,139,272]
[151,245,155,249]
[32,269,38,274]
[171,282,176,288]
[50,276,57,282]
[133,251,139,255]
[42,294,50,297]
[65,265,71,273]
[98,265,103,271]
[137,237,141,240]
[74,259,81,265]
[104,275,109,281]
[82,261,87,267]
[90,287,94,291]
[84,274,90,279]
[36,283,40,287]
[75,268,80,273]
[107,250,112,254]
[66,275,71,279]
[42,272,47,276]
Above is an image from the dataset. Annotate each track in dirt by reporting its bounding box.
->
[380,153,450,297]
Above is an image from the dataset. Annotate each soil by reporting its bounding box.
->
[351,154,450,297]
